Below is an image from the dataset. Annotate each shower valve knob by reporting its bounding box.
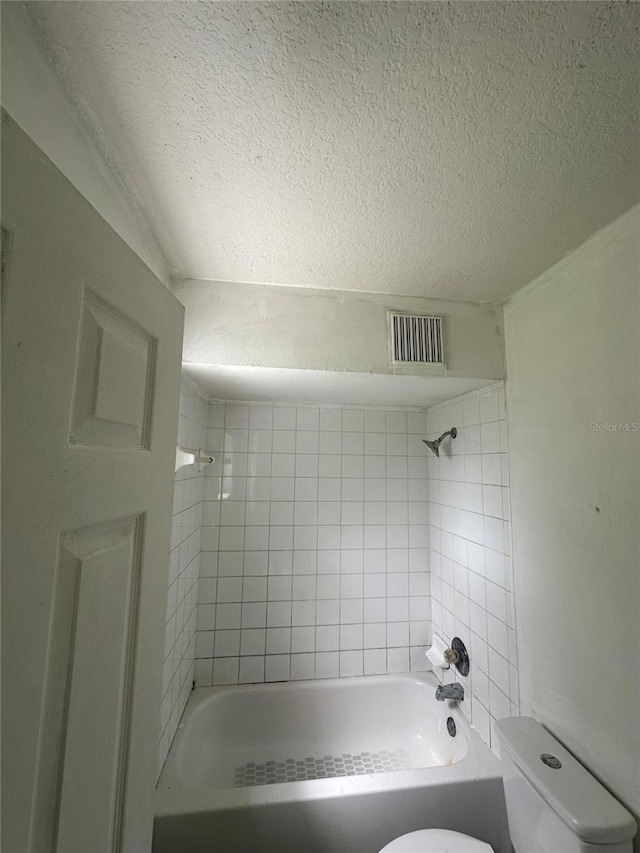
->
[444,648,460,665]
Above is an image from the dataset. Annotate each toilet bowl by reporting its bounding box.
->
[379,828,493,852]
[378,717,637,853]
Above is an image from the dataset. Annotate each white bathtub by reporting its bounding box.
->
[154,673,510,853]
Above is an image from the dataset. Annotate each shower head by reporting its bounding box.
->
[423,427,457,457]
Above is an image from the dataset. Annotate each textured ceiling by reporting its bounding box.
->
[27,1,640,301]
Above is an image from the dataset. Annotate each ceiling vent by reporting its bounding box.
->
[388,312,444,368]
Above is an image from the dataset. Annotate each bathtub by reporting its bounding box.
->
[153,673,510,853]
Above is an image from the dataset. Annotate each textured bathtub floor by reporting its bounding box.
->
[233,748,410,787]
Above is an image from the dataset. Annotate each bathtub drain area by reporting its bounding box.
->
[234,748,411,787]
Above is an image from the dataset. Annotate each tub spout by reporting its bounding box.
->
[435,683,464,701]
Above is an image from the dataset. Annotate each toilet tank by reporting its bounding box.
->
[494,717,636,853]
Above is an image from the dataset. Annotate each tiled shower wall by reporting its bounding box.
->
[157,377,208,775]
[427,383,519,751]
[194,403,433,686]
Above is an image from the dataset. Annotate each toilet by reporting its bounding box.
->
[379,716,637,853]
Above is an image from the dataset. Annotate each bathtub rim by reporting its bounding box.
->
[155,672,501,819]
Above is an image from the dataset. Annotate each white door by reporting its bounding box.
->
[1,112,184,853]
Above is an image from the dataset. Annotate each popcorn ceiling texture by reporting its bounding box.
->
[27,1,640,302]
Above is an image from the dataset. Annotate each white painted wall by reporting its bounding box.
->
[176,279,505,380]
[504,204,639,841]
[1,3,170,287]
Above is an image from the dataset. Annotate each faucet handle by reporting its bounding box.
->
[444,647,460,665]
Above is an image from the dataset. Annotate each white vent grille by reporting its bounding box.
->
[389,313,443,364]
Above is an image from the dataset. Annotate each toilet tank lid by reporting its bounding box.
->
[495,717,637,845]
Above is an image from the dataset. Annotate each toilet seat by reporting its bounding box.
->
[378,828,494,852]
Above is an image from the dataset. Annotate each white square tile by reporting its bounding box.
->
[319,455,341,478]
[291,653,315,680]
[271,477,295,501]
[273,430,295,453]
[364,648,387,675]
[479,389,499,424]
[365,433,386,455]
[241,602,267,629]
[363,549,386,573]
[226,405,250,428]
[292,575,316,600]
[212,657,239,685]
[291,626,316,653]
[248,430,272,454]
[270,501,294,526]
[266,627,291,654]
[481,453,502,488]
[387,647,410,673]
[291,600,316,626]
[273,406,296,430]
[318,501,341,525]
[297,407,319,431]
[245,501,270,526]
[268,576,292,601]
[364,478,386,499]
[265,654,290,682]
[294,525,318,550]
[295,478,318,501]
[364,574,386,598]
[217,552,243,577]
[214,629,240,657]
[364,525,386,548]
[342,409,364,432]
[240,629,266,656]
[364,456,386,478]
[342,432,364,454]
[340,574,363,598]
[193,659,213,687]
[342,455,364,478]
[267,600,291,627]
[463,396,480,426]
[386,434,408,456]
[364,410,386,432]
[340,599,363,624]
[317,549,340,573]
[269,526,293,550]
[296,454,319,477]
[217,577,242,603]
[316,625,339,651]
[243,577,267,603]
[317,526,341,550]
[268,550,293,575]
[385,411,407,433]
[296,431,319,454]
[271,454,295,477]
[319,431,341,455]
[239,656,265,684]
[340,650,363,677]
[387,549,408,573]
[215,603,241,629]
[387,597,409,622]
[293,550,316,575]
[342,501,364,525]
[315,651,339,678]
[363,621,386,647]
[245,526,269,551]
[340,623,363,649]
[387,621,409,647]
[316,599,340,625]
[341,525,363,549]
[319,408,342,431]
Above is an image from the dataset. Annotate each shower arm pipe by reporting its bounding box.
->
[422,427,457,457]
